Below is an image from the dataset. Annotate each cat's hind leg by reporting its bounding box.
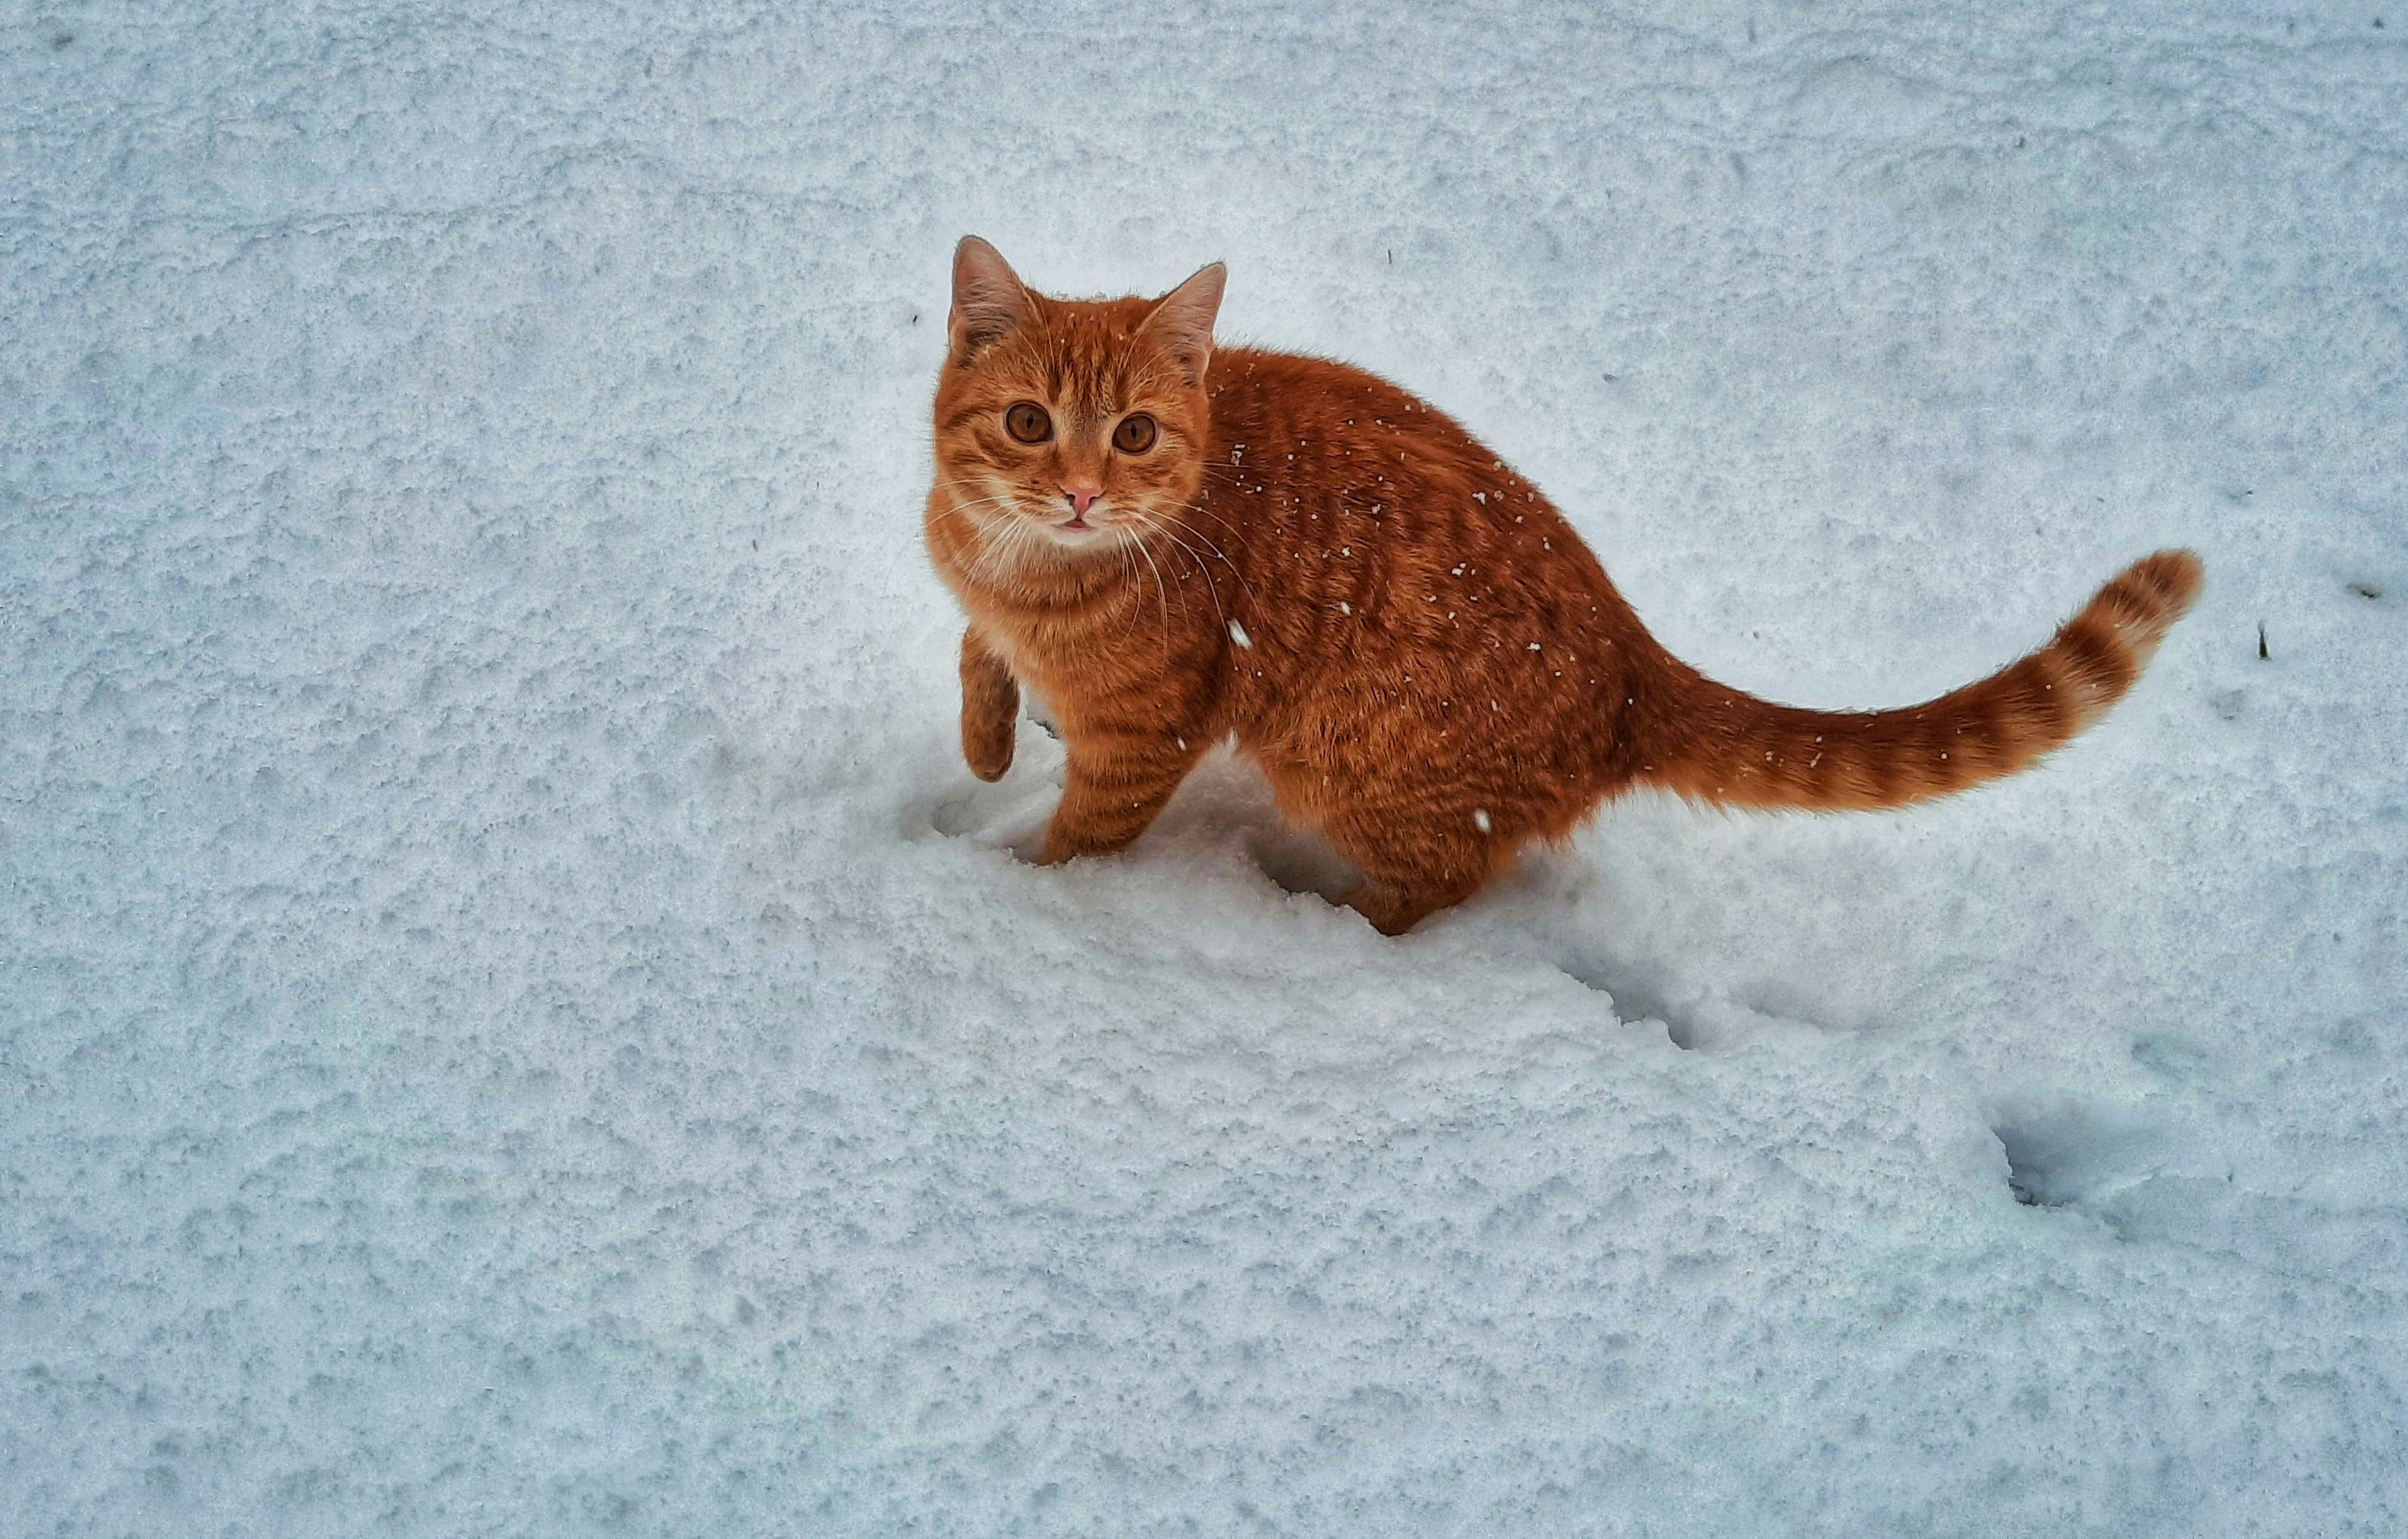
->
[1320,809,1512,936]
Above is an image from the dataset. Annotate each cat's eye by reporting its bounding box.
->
[1003,402,1052,444]
[1113,413,1158,454]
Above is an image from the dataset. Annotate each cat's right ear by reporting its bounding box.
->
[949,237,1033,360]
[1141,261,1226,386]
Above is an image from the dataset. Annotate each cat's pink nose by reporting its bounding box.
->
[1062,483,1101,516]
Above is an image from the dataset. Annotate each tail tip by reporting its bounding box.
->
[2128,548,2205,618]
[2080,548,2203,690]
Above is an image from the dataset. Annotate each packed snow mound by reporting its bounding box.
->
[5,2,2405,1535]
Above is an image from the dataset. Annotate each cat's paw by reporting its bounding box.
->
[1340,879,1436,936]
[963,721,1015,782]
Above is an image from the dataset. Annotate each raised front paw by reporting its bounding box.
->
[964,710,1015,782]
[958,628,1020,782]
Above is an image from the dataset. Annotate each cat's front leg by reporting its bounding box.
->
[960,628,1019,782]
[1039,728,1204,865]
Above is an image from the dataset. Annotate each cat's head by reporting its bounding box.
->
[931,237,1223,567]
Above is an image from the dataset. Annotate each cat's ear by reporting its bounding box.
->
[1141,261,1225,386]
[949,237,1034,359]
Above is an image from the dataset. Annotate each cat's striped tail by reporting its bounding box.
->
[1639,550,2203,812]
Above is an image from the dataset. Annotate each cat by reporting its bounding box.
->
[922,237,2202,935]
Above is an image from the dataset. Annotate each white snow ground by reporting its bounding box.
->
[5,1,2406,1533]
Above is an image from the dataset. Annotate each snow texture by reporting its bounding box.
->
[5,2,2406,1535]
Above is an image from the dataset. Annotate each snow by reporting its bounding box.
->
[4,1,2404,1534]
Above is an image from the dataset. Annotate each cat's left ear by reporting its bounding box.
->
[1141,261,1225,386]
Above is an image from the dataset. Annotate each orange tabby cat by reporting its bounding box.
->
[924,237,2202,934]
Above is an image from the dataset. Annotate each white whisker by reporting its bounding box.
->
[1123,527,1175,661]
[1138,516,1228,626]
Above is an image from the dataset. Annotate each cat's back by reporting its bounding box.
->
[1200,346,1617,618]
[1203,347,1487,469]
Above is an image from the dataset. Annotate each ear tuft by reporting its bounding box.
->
[950,237,1033,358]
[1141,261,1225,384]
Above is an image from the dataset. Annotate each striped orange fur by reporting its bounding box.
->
[924,238,2202,933]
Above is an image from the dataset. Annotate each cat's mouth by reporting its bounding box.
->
[1042,511,1111,545]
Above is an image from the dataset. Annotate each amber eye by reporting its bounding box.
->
[1113,413,1158,454]
[1003,402,1052,444]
